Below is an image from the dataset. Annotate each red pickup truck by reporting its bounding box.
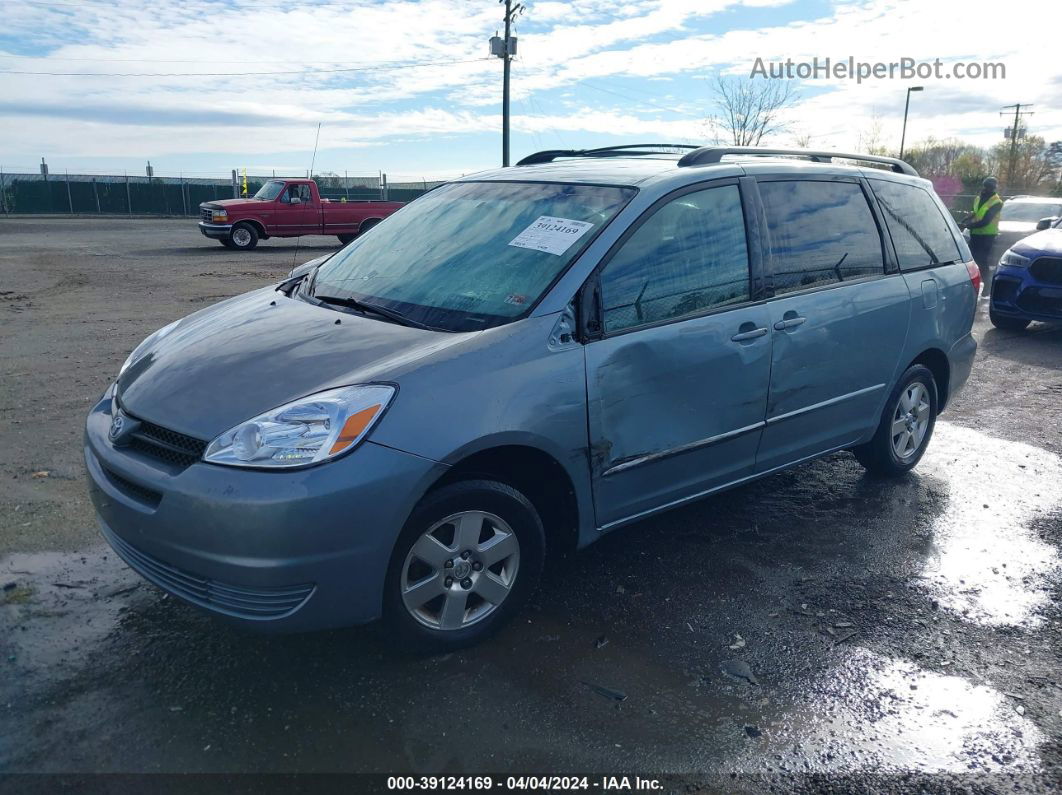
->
[198,178,404,251]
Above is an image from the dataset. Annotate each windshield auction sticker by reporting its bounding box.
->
[508,216,594,256]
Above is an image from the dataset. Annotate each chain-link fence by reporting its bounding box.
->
[0,170,446,215]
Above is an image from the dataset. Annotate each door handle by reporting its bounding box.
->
[773,317,806,331]
[731,327,768,342]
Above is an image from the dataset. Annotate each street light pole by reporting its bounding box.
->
[899,85,923,160]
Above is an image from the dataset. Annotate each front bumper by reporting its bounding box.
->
[991,267,1062,325]
[198,222,232,239]
[85,389,446,632]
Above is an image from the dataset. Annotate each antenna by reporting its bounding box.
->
[292,122,323,270]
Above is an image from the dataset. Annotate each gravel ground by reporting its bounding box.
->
[1,217,1061,792]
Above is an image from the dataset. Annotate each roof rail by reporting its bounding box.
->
[675,146,919,176]
[516,144,700,166]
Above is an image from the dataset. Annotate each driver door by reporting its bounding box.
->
[584,181,772,529]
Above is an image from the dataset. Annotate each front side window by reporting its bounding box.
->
[308,181,635,332]
[599,184,750,333]
[759,180,884,295]
[871,180,963,270]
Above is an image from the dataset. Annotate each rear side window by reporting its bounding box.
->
[871,180,963,270]
[599,184,750,333]
[759,180,884,295]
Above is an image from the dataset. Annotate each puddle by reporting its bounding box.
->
[915,422,1062,626]
[0,547,142,687]
[731,649,1045,774]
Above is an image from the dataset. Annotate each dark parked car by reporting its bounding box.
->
[991,216,1062,330]
[87,145,978,651]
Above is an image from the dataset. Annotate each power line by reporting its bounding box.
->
[0,56,490,78]
[578,79,704,121]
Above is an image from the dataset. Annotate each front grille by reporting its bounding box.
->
[127,417,208,468]
[200,207,213,223]
[103,467,162,508]
[1017,288,1062,318]
[104,526,315,620]
[1030,257,1062,285]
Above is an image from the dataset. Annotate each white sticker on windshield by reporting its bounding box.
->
[508,216,594,256]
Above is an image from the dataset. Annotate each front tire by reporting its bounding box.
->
[853,364,937,477]
[219,237,237,249]
[383,479,544,652]
[989,309,1030,331]
[227,222,259,251]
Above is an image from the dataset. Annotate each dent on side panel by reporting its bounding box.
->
[590,329,765,472]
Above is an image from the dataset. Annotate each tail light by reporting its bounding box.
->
[965,260,982,296]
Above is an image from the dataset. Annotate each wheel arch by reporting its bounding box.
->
[908,347,951,411]
[428,443,585,558]
[358,217,384,233]
[234,218,267,239]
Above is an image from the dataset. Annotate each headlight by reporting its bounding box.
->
[203,385,395,469]
[211,210,229,223]
[119,320,180,377]
[999,250,1031,269]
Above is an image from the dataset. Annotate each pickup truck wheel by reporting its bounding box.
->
[358,218,381,235]
[337,234,356,245]
[219,238,236,249]
[228,222,259,251]
[383,479,544,653]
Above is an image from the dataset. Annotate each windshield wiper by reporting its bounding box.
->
[312,293,435,330]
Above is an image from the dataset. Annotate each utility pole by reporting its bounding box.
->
[1000,103,1034,193]
[490,1,523,167]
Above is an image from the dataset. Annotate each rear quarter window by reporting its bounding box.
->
[870,180,963,270]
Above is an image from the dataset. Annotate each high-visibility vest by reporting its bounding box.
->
[971,193,1002,236]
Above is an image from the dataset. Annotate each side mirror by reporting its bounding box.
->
[290,196,302,205]
[1036,216,1057,231]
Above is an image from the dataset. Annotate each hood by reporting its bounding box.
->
[1011,228,1062,257]
[117,287,468,440]
[200,198,262,210]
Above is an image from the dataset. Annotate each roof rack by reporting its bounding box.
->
[516,144,700,166]
[675,146,919,176]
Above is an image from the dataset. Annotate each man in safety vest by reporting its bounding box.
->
[962,177,1004,294]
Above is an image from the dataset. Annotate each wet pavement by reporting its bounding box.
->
[2,219,1062,791]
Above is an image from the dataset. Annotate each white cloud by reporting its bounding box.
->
[0,0,1059,172]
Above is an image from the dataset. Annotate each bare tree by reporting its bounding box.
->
[707,76,796,146]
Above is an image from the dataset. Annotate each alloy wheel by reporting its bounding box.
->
[891,382,930,460]
[400,510,520,631]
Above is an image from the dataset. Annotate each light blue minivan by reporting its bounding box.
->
[86,146,979,650]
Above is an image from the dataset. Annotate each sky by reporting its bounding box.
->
[1,0,1060,180]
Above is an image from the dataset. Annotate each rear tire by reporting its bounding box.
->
[853,364,937,477]
[337,234,356,245]
[227,222,259,251]
[382,479,544,653]
[989,310,1030,331]
[358,218,381,236]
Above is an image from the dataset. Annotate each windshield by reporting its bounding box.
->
[308,180,635,331]
[253,180,286,201]
[1002,201,1062,223]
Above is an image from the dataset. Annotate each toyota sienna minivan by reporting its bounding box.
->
[86,145,978,650]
